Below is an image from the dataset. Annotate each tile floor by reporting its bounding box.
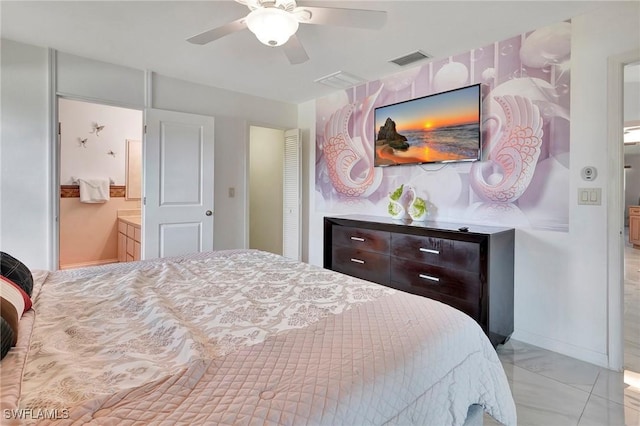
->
[624,235,640,374]
[484,339,640,426]
[483,232,640,426]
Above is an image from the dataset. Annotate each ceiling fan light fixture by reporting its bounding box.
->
[246,7,299,47]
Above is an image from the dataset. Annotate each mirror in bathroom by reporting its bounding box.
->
[125,139,142,200]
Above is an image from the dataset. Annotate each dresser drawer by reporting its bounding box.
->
[403,287,481,321]
[332,226,390,254]
[630,206,640,216]
[391,233,480,272]
[390,257,482,302]
[331,246,390,284]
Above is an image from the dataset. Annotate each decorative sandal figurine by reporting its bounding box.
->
[388,184,412,220]
[407,186,428,221]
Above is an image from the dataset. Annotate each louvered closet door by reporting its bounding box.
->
[283,129,301,260]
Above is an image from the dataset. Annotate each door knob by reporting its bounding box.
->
[205,210,213,216]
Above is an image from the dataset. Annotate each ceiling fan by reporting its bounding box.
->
[186,0,387,65]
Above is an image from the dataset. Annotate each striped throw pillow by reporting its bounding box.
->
[0,276,32,360]
[0,252,33,297]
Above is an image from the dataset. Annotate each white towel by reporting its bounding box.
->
[78,179,110,203]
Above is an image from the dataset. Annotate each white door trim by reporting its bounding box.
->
[49,48,59,271]
[49,48,150,270]
[607,48,640,371]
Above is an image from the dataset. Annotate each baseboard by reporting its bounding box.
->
[511,329,609,368]
[59,258,119,270]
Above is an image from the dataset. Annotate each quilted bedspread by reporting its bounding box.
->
[15,250,516,425]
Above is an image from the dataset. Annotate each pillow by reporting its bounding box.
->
[0,315,15,359]
[0,276,32,360]
[0,252,34,296]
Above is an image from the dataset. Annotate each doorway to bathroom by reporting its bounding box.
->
[57,97,143,269]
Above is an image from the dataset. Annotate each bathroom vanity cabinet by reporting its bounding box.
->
[118,217,141,262]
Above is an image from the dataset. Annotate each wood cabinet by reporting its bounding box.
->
[324,215,515,347]
[118,218,141,262]
[630,206,640,248]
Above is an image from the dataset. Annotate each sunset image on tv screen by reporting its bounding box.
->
[374,84,481,166]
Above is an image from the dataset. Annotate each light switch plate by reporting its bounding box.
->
[577,188,601,205]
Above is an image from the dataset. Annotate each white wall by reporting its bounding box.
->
[298,102,315,263]
[302,2,640,367]
[560,2,639,364]
[59,98,142,185]
[1,42,298,269]
[57,52,145,108]
[0,39,51,270]
[152,74,297,126]
[213,117,249,251]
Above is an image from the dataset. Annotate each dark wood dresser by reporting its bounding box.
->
[324,215,515,347]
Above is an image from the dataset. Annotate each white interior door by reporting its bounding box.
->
[143,108,214,259]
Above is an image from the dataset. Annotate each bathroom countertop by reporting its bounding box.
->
[119,216,141,227]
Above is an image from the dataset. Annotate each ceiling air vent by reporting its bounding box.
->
[389,50,431,67]
[314,71,366,90]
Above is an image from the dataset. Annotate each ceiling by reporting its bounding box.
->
[0,1,612,104]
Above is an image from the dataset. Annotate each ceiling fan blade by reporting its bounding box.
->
[295,6,387,29]
[282,34,309,65]
[187,18,247,45]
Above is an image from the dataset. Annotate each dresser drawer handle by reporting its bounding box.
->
[419,274,440,282]
[350,258,365,264]
[350,236,365,242]
[419,248,440,255]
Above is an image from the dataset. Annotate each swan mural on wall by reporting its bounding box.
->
[470,95,544,203]
[315,21,571,231]
[322,87,383,198]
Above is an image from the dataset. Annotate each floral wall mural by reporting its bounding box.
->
[315,21,571,231]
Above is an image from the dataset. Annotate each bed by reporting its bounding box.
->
[1,249,516,425]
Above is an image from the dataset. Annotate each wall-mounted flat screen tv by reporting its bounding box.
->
[374,83,481,167]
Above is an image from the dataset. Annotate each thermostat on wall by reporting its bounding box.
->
[581,166,597,181]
